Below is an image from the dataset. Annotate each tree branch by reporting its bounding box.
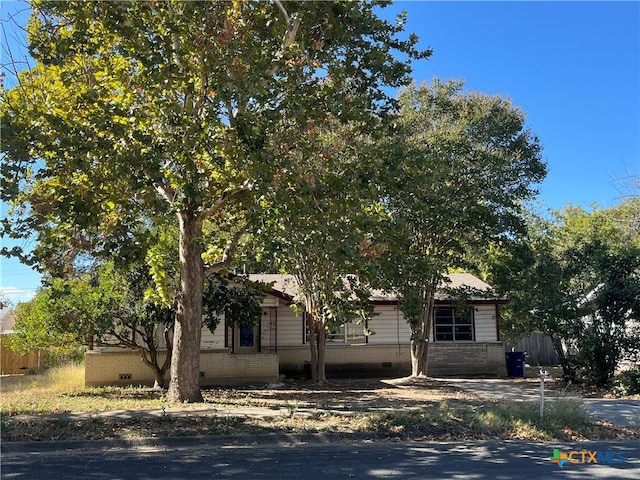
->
[204,224,248,275]
[273,0,290,25]
[155,183,176,204]
[267,1,302,77]
[202,181,253,218]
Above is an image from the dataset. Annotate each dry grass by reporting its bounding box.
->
[1,363,165,414]
[2,362,85,393]
[2,367,638,443]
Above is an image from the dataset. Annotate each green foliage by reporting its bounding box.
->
[613,369,640,396]
[202,275,263,334]
[485,214,568,345]
[487,200,640,388]
[377,80,546,374]
[383,80,545,280]
[2,0,427,270]
[10,294,84,356]
[144,226,180,307]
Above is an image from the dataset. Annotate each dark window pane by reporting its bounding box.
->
[436,332,454,341]
[455,326,472,334]
[435,308,474,342]
[240,326,254,347]
[435,309,453,323]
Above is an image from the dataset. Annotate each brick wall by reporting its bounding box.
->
[277,342,506,377]
[85,350,279,387]
[85,342,505,387]
[428,343,506,376]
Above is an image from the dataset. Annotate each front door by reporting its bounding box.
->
[234,325,259,353]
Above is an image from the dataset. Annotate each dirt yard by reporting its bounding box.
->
[201,376,481,411]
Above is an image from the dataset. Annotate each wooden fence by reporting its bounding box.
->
[504,332,559,366]
[0,335,47,374]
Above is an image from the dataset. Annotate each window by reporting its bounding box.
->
[327,321,366,344]
[434,308,474,342]
[303,313,367,344]
[239,325,255,347]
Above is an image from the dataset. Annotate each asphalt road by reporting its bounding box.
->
[2,438,639,479]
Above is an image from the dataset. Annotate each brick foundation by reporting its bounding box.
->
[85,349,279,387]
[277,342,506,378]
[85,342,505,387]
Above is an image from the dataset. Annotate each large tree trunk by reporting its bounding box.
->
[410,292,434,377]
[167,211,204,403]
[305,300,328,384]
[307,311,319,383]
[315,326,327,384]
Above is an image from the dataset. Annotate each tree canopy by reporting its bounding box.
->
[1,1,427,401]
[378,80,546,376]
[256,117,381,383]
[487,200,640,387]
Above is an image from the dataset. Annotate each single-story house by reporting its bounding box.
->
[85,273,507,386]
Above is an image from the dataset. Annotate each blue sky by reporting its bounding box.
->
[381,1,640,207]
[1,1,639,303]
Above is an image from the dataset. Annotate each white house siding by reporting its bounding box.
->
[472,305,498,342]
[261,303,499,349]
[367,305,413,345]
[201,319,226,350]
[263,304,303,348]
[367,304,498,345]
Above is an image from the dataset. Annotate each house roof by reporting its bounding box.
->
[247,273,505,305]
[248,274,299,302]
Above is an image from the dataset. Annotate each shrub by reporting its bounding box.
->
[613,369,640,396]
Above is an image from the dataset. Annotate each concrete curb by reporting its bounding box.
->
[0,431,401,455]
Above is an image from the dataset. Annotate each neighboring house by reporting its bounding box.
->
[85,273,507,386]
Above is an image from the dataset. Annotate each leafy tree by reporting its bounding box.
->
[555,203,640,386]
[257,118,380,383]
[482,212,573,354]
[11,262,175,387]
[378,80,546,377]
[487,201,640,387]
[10,292,83,359]
[569,240,640,386]
[1,1,426,401]
[10,261,263,388]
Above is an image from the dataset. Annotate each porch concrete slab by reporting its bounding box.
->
[436,377,640,426]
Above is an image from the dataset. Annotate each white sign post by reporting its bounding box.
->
[539,370,550,418]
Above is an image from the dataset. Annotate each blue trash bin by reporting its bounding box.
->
[505,351,526,377]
